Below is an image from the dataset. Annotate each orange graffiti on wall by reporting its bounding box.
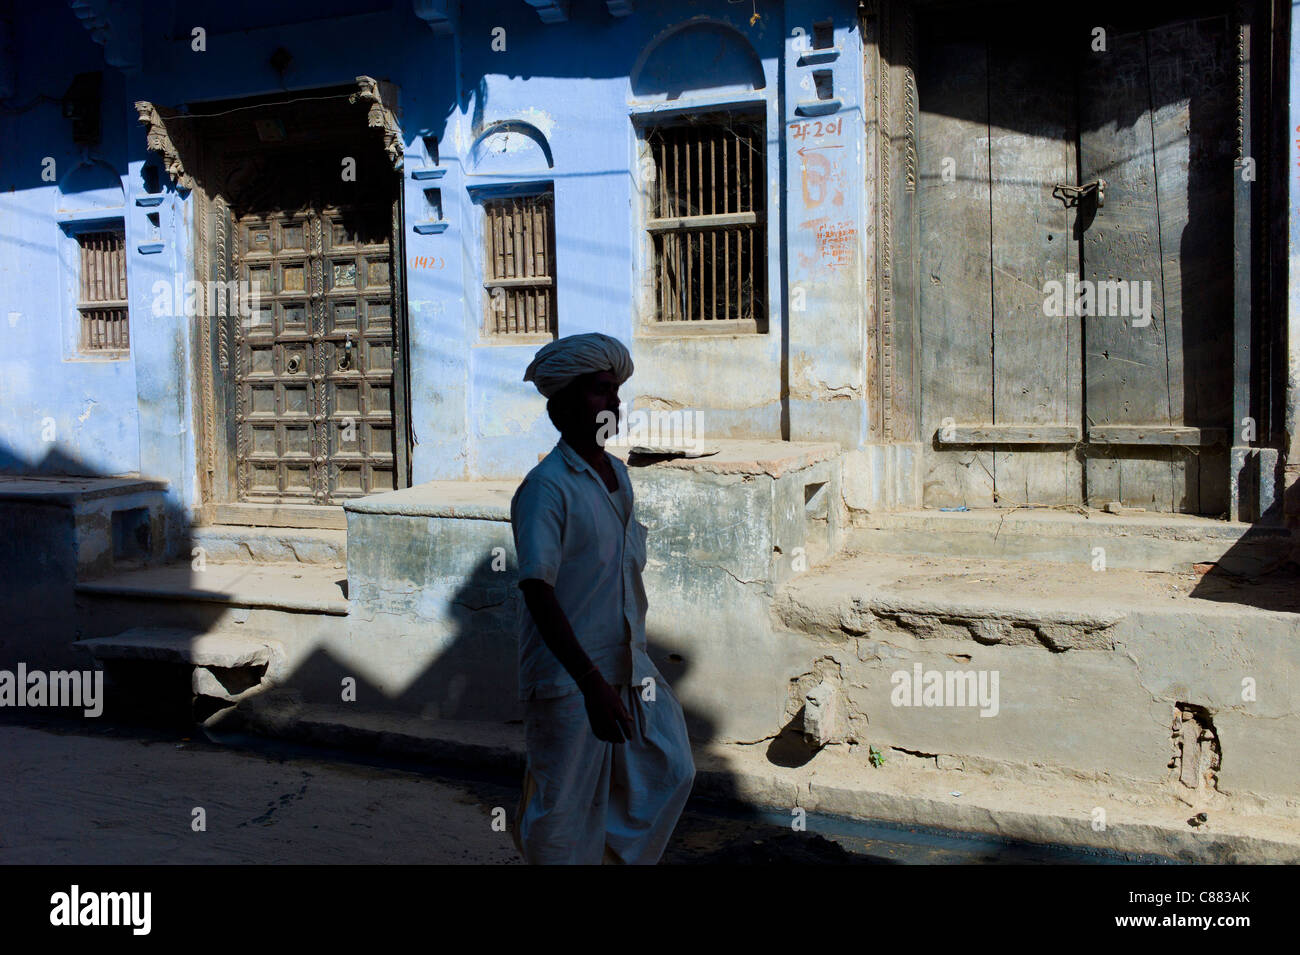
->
[798,145,844,209]
[800,217,857,269]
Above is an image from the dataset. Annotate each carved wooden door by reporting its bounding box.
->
[227,151,399,504]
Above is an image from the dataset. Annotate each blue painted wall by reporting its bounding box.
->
[0,0,870,530]
[0,5,140,478]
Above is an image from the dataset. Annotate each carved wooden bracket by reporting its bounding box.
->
[350,75,405,171]
[134,100,197,190]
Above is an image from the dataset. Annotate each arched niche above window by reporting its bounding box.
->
[631,19,766,102]
[56,160,125,214]
[467,121,554,176]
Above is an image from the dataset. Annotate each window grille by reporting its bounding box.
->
[77,228,129,351]
[645,116,765,326]
[483,192,556,336]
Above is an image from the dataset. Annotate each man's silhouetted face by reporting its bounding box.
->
[549,370,621,448]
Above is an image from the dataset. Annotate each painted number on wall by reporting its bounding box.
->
[789,117,843,141]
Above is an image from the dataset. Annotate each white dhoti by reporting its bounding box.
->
[513,680,696,865]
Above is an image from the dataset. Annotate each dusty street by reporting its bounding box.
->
[0,716,1155,865]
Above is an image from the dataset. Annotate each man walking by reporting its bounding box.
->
[510,332,695,865]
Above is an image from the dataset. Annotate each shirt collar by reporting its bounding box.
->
[556,437,590,473]
[556,438,625,490]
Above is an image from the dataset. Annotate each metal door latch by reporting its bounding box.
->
[1052,178,1106,208]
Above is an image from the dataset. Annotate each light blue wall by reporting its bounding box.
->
[0,7,139,477]
[0,0,870,521]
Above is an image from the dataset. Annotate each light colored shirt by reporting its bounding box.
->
[510,438,657,701]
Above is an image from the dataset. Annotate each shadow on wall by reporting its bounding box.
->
[0,441,193,671]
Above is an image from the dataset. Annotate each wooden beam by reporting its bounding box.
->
[935,425,1081,446]
[485,276,553,289]
[646,211,759,233]
[212,502,347,530]
[1087,426,1227,447]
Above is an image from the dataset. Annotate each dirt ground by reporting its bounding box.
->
[0,716,1130,865]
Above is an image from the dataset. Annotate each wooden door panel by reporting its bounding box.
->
[911,7,1240,515]
[988,38,1081,505]
[1080,29,1173,510]
[1080,16,1232,513]
[230,186,396,504]
[237,212,321,503]
[320,203,396,499]
[1147,16,1233,514]
[918,37,994,508]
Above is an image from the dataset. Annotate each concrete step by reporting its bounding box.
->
[77,626,286,671]
[774,548,1300,646]
[849,507,1295,574]
[190,525,346,566]
[75,627,288,722]
[771,548,1300,810]
[76,561,349,615]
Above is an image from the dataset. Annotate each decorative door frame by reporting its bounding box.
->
[136,77,411,514]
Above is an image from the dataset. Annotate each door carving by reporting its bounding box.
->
[211,143,402,505]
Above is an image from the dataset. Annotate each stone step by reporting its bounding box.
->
[217,689,1300,862]
[771,548,1300,807]
[849,507,1295,575]
[774,548,1300,646]
[75,626,287,707]
[76,626,286,670]
[190,525,346,566]
[76,561,349,615]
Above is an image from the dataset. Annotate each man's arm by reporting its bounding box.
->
[519,579,634,744]
[511,476,633,744]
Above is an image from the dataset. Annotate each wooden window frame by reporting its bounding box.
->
[640,112,767,334]
[74,225,130,354]
[479,188,557,343]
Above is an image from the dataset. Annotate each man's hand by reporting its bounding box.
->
[519,579,635,743]
[579,671,634,744]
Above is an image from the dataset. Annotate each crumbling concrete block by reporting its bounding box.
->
[1172,703,1221,792]
[803,679,845,748]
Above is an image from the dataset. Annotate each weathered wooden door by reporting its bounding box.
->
[234,196,397,503]
[1077,17,1233,513]
[916,9,1234,513]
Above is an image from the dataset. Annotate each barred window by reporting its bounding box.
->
[77,228,129,351]
[483,191,556,337]
[646,115,766,328]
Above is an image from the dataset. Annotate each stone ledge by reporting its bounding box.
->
[344,481,518,520]
[612,439,841,479]
[190,525,347,565]
[856,507,1293,542]
[75,562,349,615]
[75,627,285,672]
[0,475,168,506]
[775,551,1300,645]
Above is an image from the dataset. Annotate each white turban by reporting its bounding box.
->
[523,332,634,399]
